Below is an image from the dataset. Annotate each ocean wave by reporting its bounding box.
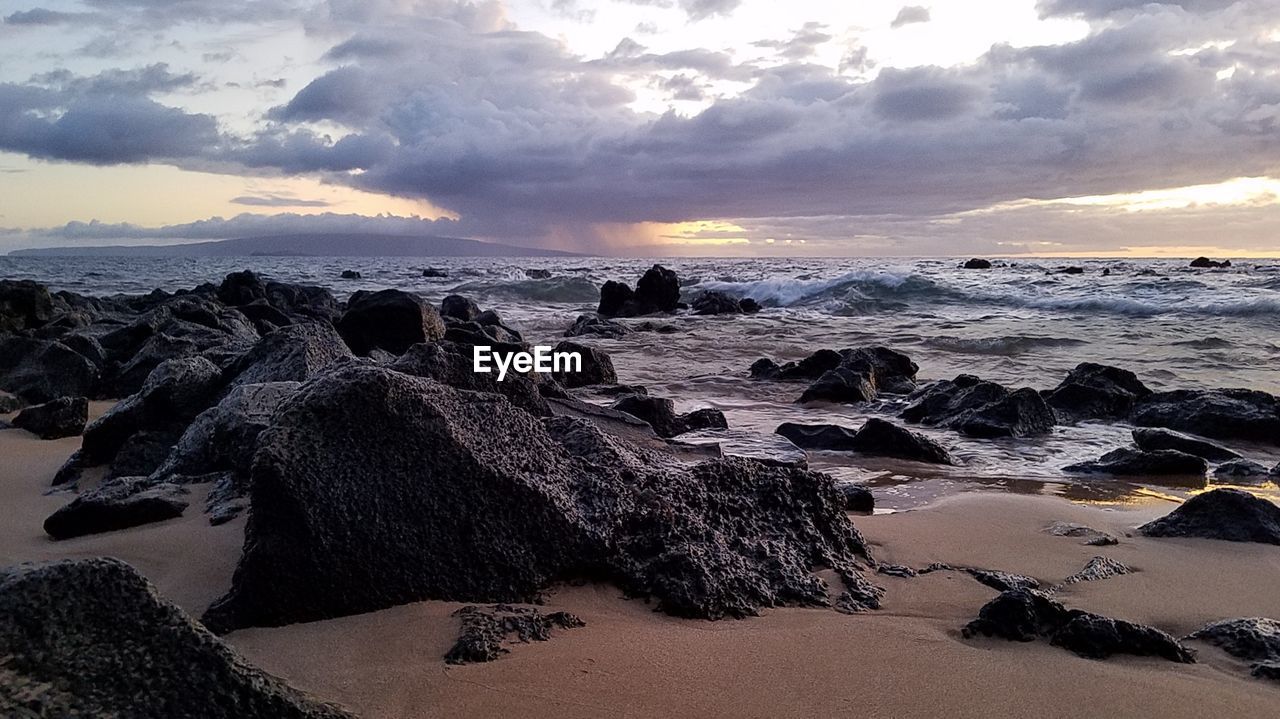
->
[1171,337,1234,349]
[690,269,950,307]
[922,335,1089,356]
[448,276,601,304]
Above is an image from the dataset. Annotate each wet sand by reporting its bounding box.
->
[3,417,1277,718]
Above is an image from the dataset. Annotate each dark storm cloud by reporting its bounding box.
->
[890,5,931,28]
[29,212,461,242]
[3,8,99,25]
[5,0,1280,253]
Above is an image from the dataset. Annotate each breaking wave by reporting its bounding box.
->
[449,276,601,304]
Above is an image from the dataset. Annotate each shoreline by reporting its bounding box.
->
[4,421,1276,718]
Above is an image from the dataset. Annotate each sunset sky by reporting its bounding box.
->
[1,0,1278,256]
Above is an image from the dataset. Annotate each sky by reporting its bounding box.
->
[0,0,1278,257]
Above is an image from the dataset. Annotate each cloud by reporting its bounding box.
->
[890,5,931,28]
[3,8,99,25]
[617,0,742,21]
[27,212,460,242]
[752,22,833,61]
[230,194,332,207]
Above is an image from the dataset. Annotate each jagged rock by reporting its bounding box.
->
[263,280,341,324]
[966,569,1040,592]
[0,390,22,413]
[597,265,681,317]
[0,337,100,403]
[109,430,181,479]
[963,588,1194,662]
[1060,556,1133,587]
[691,291,742,315]
[549,340,617,388]
[390,341,550,416]
[11,396,88,439]
[877,564,917,578]
[1131,427,1240,461]
[611,394,727,438]
[1046,522,1117,546]
[902,375,1055,438]
[751,349,842,381]
[61,332,107,369]
[673,428,808,468]
[217,270,268,306]
[440,294,481,322]
[799,366,877,404]
[757,347,918,405]
[203,366,876,632]
[153,382,300,485]
[834,482,875,512]
[237,299,294,332]
[0,558,351,718]
[43,477,188,539]
[1064,448,1208,477]
[1131,389,1280,446]
[845,418,955,464]
[1212,459,1274,484]
[339,270,361,280]
[962,258,992,269]
[1044,362,1151,422]
[0,279,55,332]
[568,312,632,337]
[445,604,585,664]
[337,289,445,356]
[776,422,861,451]
[1138,489,1280,544]
[224,322,352,390]
[1188,618,1280,682]
[1190,257,1230,269]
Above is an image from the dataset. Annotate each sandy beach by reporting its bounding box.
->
[5,407,1276,719]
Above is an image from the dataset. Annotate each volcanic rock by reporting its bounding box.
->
[1188,618,1280,682]
[845,418,955,464]
[1130,389,1280,446]
[337,289,445,356]
[43,477,188,539]
[11,396,87,439]
[0,557,351,718]
[549,340,617,388]
[1044,362,1151,422]
[1131,427,1240,461]
[0,337,100,403]
[445,604,585,664]
[776,422,860,451]
[1138,489,1280,544]
[1064,448,1208,477]
[963,258,993,269]
[611,394,727,438]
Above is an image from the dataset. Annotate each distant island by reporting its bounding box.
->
[7,233,582,258]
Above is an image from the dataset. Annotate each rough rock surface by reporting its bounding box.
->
[1130,389,1280,445]
[0,558,351,718]
[834,482,875,512]
[844,418,955,465]
[203,366,878,632]
[224,322,352,390]
[611,394,727,438]
[0,279,55,332]
[903,375,1055,438]
[549,340,617,388]
[1044,362,1151,422]
[1064,447,1208,477]
[966,569,1040,592]
[440,294,481,322]
[337,289,445,356]
[963,588,1194,662]
[1138,489,1280,544]
[391,341,549,416]
[1212,459,1274,483]
[1188,618,1280,681]
[753,347,918,406]
[43,477,189,539]
[690,291,759,315]
[1046,522,1118,546]
[0,390,22,413]
[445,605,585,665]
[11,396,88,439]
[0,337,100,403]
[564,313,630,338]
[1131,427,1240,461]
[1059,556,1133,587]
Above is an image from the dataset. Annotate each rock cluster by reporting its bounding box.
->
[611,393,727,438]
[752,347,918,405]
[776,418,954,464]
[598,264,682,317]
[902,374,1055,438]
[1189,618,1280,681]
[11,396,87,439]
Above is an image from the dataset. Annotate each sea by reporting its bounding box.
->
[4,254,1278,510]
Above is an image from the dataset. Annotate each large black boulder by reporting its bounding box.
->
[597,265,681,317]
[44,477,189,539]
[691,291,742,315]
[611,394,727,438]
[549,340,617,388]
[216,270,267,306]
[597,280,636,317]
[565,313,630,338]
[1130,389,1280,446]
[1131,427,1240,461]
[757,347,918,405]
[846,418,955,465]
[962,258,993,269]
[1190,256,1230,269]
[0,279,55,332]
[223,322,352,390]
[0,337,100,403]
[902,376,1055,438]
[1044,362,1151,422]
[963,588,1194,662]
[337,289,445,356]
[1189,618,1280,681]
[203,366,878,632]
[776,422,861,451]
[390,341,550,416]
[440,294,481,322]
[1138,489,1280,544]
[12,396,88,440]
[1064,448,1208,477]
[0,558,351,718]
